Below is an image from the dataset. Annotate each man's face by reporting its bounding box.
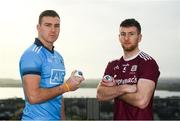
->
[119,26,142,52]
[37,16,60,44]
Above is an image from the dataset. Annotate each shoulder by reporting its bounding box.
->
[108,57,122,65]
[54,50,64,61]
[105,58,123,71]
[139,51,154,61]
[138,51,158,65]
[54,50,63,57]
[137,51,160,82]
[20,44,43,62]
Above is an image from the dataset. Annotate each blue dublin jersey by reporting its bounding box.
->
[19,38,65,120]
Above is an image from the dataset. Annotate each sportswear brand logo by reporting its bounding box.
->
[114,65,120,70]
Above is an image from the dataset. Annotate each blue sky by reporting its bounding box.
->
[0,0,179,79]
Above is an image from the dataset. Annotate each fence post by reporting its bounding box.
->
[87,98,99,120]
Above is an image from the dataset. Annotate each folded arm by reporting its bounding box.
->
[96,82,136,101]
[119,78,155,109]
[23,74,64,104]
[23,70,84,104]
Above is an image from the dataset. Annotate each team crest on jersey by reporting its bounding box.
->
[50,69,65,84]
[131,65,138,72]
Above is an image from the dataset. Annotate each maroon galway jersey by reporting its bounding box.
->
[104,51,160,120]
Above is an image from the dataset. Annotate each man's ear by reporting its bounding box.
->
[138,34,142,42]
[37,24,40,31]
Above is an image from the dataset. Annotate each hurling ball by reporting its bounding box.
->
[74,70,83,78]
[103,75,113,82]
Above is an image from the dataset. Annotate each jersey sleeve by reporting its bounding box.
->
[138,59,160,83]
[20,51,42,76]
[104,61,115,77]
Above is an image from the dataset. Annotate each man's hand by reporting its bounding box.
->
[101,75,116,87]
[62,70,85,93]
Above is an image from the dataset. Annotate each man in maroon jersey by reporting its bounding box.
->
[96,18,160,120]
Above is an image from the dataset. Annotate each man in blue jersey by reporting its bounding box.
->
[19,10,84,120]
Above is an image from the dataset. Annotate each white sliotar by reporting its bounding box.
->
[103,75,113,82]
[74,70,83,78]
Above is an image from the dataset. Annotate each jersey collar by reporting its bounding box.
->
[123,50,141,61]
[34,38,54,54]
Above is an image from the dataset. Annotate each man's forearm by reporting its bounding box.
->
[119,92,142,107]
[96,84,129,101]
[27,85,64,104]
[119,79,156,109]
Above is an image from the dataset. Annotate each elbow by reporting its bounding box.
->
[25,89,42,104]
[27,94,39,104]
[96,92,112,102]
[96,90,107,101]
[137,101,148,109]
[96,91,103,101]
[136,97,149,109]
[96,94,104,101]
[28,96,37,104]
[96,94,101,101]
[96,87,103,101]
[96,86,113,101]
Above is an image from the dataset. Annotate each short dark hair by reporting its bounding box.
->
[120,18,141,34]
[39,10,60,24]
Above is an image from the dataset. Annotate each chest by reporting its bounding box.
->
[113,61,139,85]
[41,53,65,87]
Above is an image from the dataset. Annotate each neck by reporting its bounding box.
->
[38,37,53,51]
[123,48,140,60]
